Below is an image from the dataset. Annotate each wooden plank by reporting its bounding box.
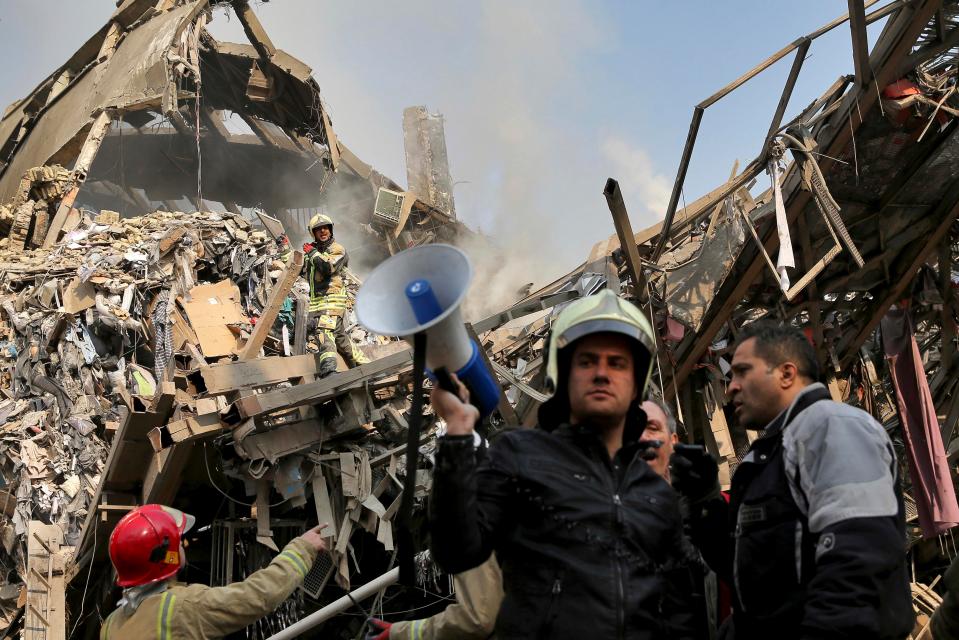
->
[784,244,842,301]
[234,349,412,419]
[141,443,193,504]
[848,0,872,86]
[195,353,321,394]
[655,105,704,261]
[69,407,131,583]
[25,522,64,640]
[233,0,277,60]
[237,250,304,360]
[166,413,223,444]
[293,292,309,356]
[604,178,647,295]
[764,38,810,156]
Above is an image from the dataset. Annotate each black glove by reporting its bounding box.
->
[669,444,720,503]
[637,439,662,462]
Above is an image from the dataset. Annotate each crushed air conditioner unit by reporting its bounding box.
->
[372,187,405,229]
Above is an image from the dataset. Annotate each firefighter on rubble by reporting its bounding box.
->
[303,213,370,376]
[100,504,328,639]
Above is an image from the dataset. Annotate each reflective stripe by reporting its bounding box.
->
[309,297,348,312]
[101,612,115,640]
[410,619,424,640]
[795,521,803,584]
[318,351,338,362]
[351,344,370,364]
[157,592,176,640]
[279,550,309,578]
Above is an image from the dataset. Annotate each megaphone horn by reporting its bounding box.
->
[356,244,500,418]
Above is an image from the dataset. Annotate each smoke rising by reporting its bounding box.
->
[205,1,671,289]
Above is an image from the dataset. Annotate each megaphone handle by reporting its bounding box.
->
[433,367,459,395]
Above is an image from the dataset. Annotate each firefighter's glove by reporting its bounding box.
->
[302,242,315,254]
[669,444,720,504]
[636,439,662,462]
[365,618,392,640]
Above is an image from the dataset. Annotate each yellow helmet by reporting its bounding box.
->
[309,213,334,233]
[539,289,656,426]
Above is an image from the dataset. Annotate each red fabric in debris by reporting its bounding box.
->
[883,79,921,99]
[881,305,959,538]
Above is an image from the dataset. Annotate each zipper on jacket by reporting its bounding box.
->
[612,493,626,639]
[733,520,747,613]
[539,578,563,640]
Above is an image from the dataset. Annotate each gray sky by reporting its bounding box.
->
[0,1,888,284]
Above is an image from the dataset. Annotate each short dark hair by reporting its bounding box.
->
[737,320,820,382]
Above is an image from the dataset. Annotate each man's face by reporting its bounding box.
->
[567,333,637,427]
[641,401,678,480]
[314,225,332,243]
[728,337,791,430]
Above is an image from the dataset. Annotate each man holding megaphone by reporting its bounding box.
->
[428,290,697,639]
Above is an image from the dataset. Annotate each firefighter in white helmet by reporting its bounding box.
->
[428,289,697,638]
[303,214,369,377]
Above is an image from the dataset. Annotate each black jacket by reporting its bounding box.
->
[689,384,913,640]
[430,423,698,639]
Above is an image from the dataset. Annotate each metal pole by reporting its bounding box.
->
[266,568,400,640]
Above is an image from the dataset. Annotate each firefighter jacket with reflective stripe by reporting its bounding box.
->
[431,422,698,640]
[305,240,348,314]
[390,554,502,640]
[100,538,317,640]
[688,383,913,640]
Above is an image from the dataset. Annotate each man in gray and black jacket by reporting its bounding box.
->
[671,321,913,639]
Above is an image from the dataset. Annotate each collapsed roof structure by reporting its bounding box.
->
[0,0,957,638]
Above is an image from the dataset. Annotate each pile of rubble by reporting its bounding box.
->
[0,194,328,626]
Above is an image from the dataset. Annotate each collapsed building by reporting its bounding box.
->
[0,0,957,638]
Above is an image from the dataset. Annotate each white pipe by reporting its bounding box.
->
[267,567,400,640]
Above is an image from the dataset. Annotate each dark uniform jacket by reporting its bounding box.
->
[688,383,913,640]
[431,421,697,639]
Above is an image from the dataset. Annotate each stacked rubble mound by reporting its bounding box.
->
[0,204,302,625]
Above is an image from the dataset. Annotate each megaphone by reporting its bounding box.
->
[355,244,500,418]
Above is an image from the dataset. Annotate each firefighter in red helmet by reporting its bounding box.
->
[101,504,328,639]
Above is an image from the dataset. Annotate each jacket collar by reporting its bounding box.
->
[552,417,644,460]
[762,382,831,438]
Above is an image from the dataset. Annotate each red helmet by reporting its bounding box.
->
[109,504,195,588]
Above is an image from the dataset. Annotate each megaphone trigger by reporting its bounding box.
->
[432,367,459,396]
